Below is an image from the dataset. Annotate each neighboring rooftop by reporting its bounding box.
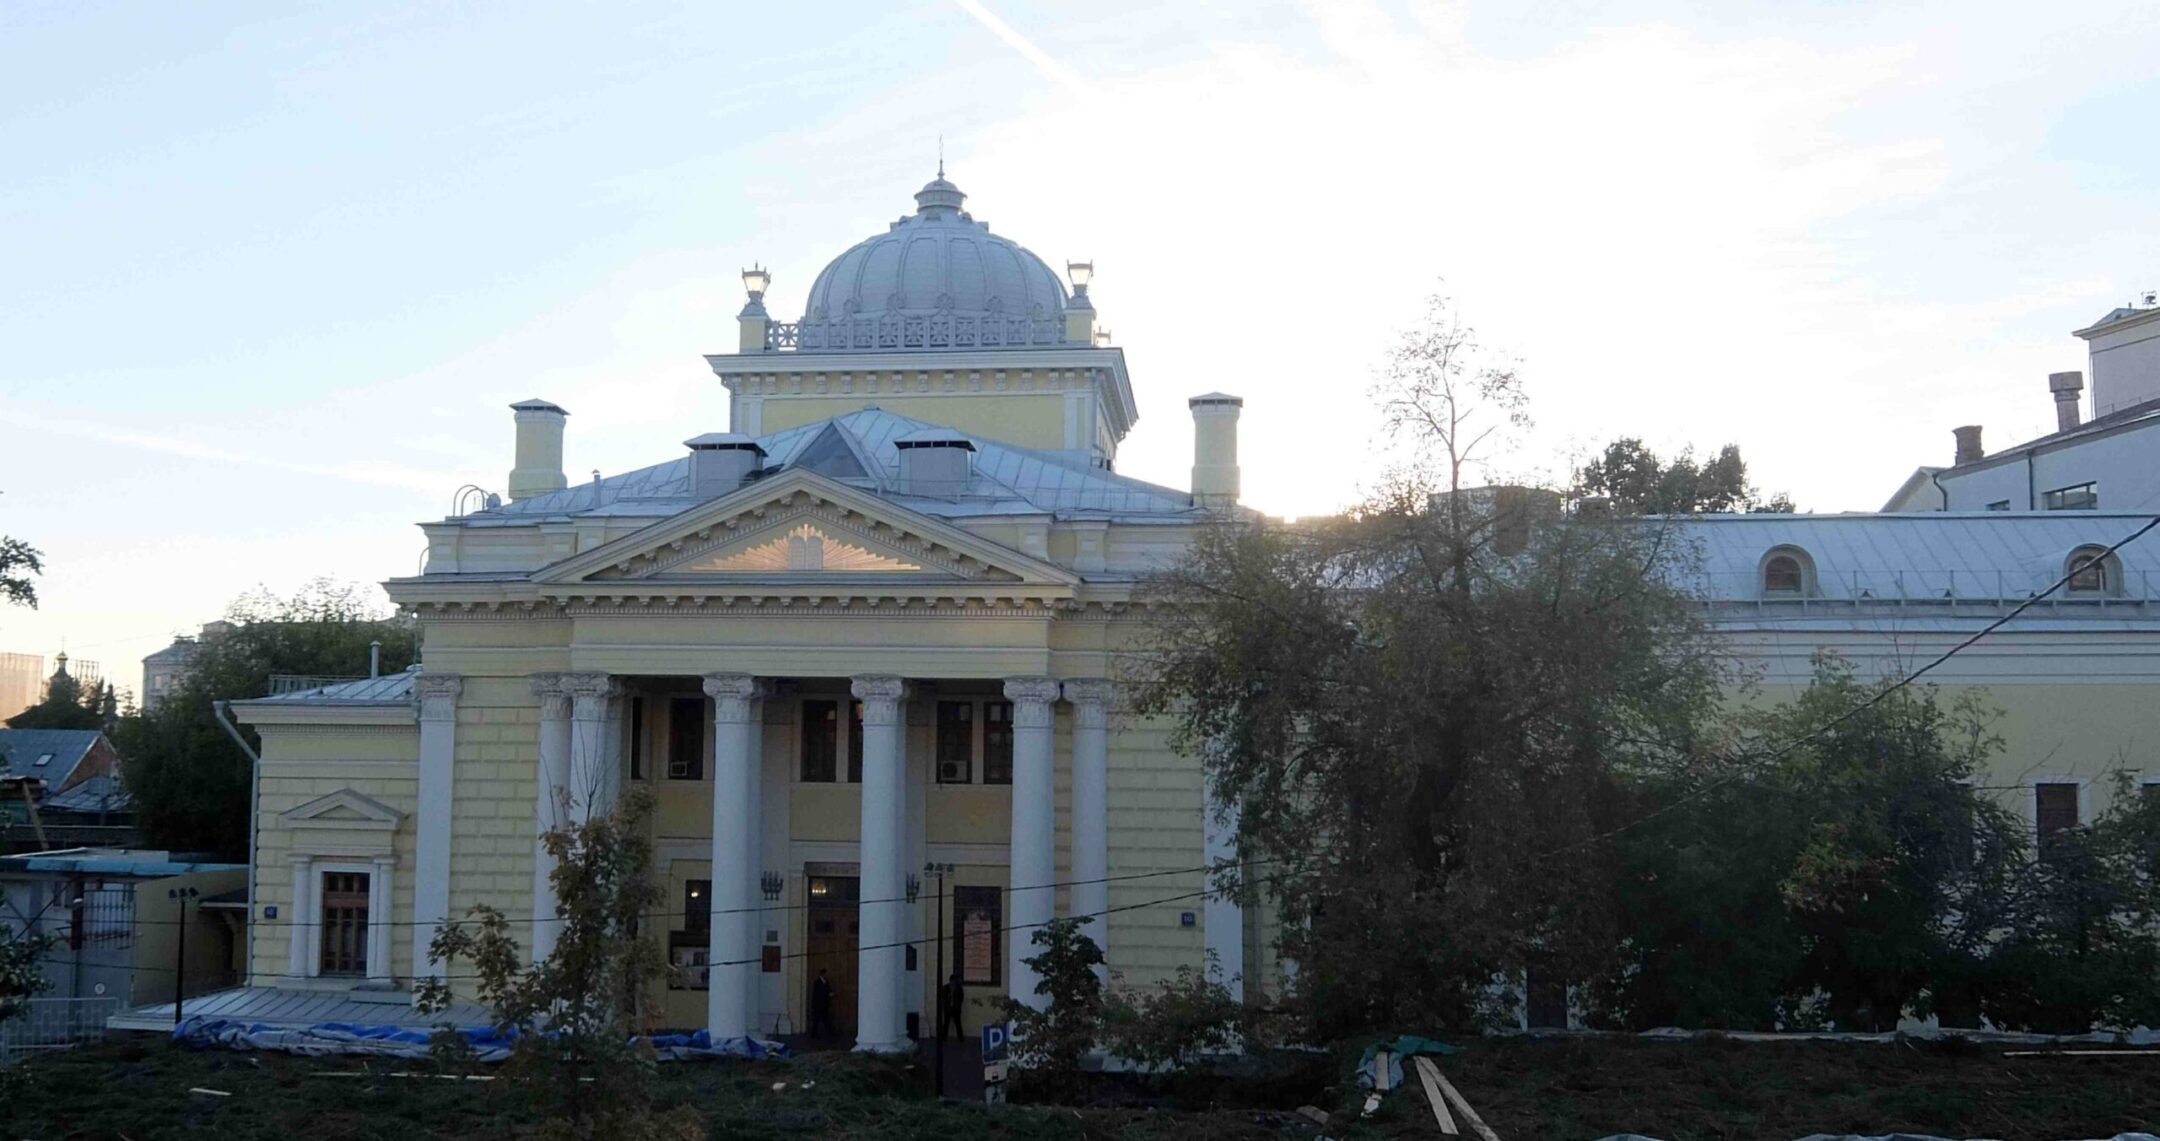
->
[0,847,240,877]
[243,666,420,706]
[0,728,105,787]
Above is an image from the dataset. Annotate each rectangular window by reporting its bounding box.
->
[667,697,706,780]
[685,879,710,934]
[954,885,1002,986]
[848,700,864,783]
[936,701,974,784]
[2043,482,2098,511]
[982,701,1014,784]
[628,697,646,780]
[2035,782,2080,847]
[1985,500,2011,512]
[802,699,839,782]
[319,871,370,977]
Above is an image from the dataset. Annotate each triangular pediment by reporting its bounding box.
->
[534,468,1077,596]
[281,788,403,830]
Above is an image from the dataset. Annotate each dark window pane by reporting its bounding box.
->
[668,697,706,780]
[2069,552,2108,592]
[802,700,838,782]
[2036,782,2079,839]
[320,872,370,977]
[685,879,710,933]
[848,700,864,783]
[954,885,1001,986]
[983,701,1014,785]
[936,701,973,783]
[1764,555,1803,593]
[629,697,645,780]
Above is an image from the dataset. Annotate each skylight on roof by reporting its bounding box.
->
[34,753,54,766]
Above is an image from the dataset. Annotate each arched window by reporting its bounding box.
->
[2067,546,2111,594]
[1761,548,1810,595]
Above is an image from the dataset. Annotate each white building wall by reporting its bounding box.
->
[2085,309,2160,416]
[1933,419,2160,512]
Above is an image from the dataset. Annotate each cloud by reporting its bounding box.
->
[0,405,459,494]
[952,1,1094,99]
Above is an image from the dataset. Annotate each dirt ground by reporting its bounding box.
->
[5,1033,2158,1140]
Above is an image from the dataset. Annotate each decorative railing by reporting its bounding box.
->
[268,674,365,695]
[766,314,1070,352]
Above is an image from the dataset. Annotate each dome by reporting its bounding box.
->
[800,174,1070,328]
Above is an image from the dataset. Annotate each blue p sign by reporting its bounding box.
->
[981,1021,1009,1063]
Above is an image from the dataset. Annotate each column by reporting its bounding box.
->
[1004,676,1061,1010]
[411,672,462,988]
[852,674,909,1052]
[563,673,620,825]
[1202,755,1245,1003]
[288,854,315,980]
[367,854,395,985]
[1063,679,1113,982]
[530,673,572,962]
[704,672,767,1043]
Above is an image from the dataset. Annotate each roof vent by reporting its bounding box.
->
[1952,424,1984,465]
[894,429,976,497]
[2049,371,2085,432]
[685,433,767,499]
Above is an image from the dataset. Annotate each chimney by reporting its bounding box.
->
[894,429,976,497]
[685,433,767,498]
[2049,370,2085,432]
[1189,393,1244,508]
[1952,424,1984,465]
[508,399,569,501]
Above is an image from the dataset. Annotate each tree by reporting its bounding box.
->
[997,918,1107,1101]
[114,578,415,856]
[0,534,40,608]
[1574,438,1794,515]
[5,667,104,730]
[418,788,698,1140]
[1102,954,1250,1073]
[1135,296,1727,1038]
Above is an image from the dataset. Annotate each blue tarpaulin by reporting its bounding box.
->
[173,1016,788,1062]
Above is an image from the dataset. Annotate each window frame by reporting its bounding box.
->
[666,696,708,781]
[981,700,1014,785]
[2066,546,2114,595]
[798,698,865,784]
[2033,779,2086,848]
[2042,482,2098,511]
[1758,545,1815,598]
[952,885,1003,987]
[935,700,975,784]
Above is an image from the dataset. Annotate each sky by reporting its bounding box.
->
[2,0,2156,699]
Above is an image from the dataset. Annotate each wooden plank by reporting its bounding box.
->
[1410,1055,1459,1135]
[1374,1049,1393,1091]
[1432,1067,1503,1141]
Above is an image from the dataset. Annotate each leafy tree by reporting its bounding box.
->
[1135,296,1727,1038]
[997,917,1106,1101]
[1574,437,1794,514]
[0,534,40,608]
[418,788,698,1140]
[1,924,53,1023]
[1102,954,1249,1072]
[113,578,415,856]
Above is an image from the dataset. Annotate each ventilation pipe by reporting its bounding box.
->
[1952,424,1984,466]
[1189,393,1244,509]
[894,429,976,497]
[508,399,569,501]
[685,433,767,498]
[2050,371,2085,432]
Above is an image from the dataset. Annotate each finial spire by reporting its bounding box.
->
[937,135,945,179]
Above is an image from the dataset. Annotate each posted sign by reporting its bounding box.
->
[982,1022,1011,1104]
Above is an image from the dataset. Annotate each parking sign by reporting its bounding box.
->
[980,1021,1009,1063]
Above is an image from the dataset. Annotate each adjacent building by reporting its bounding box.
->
[0,653,42,722]
[140,621,234,712]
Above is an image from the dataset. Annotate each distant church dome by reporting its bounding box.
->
[801,173,1070,326]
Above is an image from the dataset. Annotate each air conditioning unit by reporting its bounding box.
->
[939,761,966,782]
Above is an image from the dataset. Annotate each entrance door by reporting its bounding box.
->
[320,872,370,977]
[804,875,859,1041]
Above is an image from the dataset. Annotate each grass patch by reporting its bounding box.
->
[5,1034,2158,1140]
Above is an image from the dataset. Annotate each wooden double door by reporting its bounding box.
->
[803,875,859,1041]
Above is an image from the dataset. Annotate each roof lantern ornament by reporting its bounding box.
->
[1066,260,1094,307]
[912,166,967,219]
[739,264,770,318]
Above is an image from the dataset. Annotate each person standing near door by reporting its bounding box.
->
[938,968,965,1042]
[810,967,836,1040]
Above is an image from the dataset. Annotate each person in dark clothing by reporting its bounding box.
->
[809,968,836,1040]
[938,969,966,1042]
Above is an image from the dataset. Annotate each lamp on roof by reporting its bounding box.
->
[1066,260,1093,294]
[741,264,771,300]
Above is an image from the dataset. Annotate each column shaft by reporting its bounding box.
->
[367,855,395,984]
[531,674,572,962]
[412,673,462,986]
[564,673,620,825]
[1004,677,1061,1010]
[852,675,909,1052]
[288,855,315,980]
[1202,760,1245,1003]
[1063,680,1113,980]
[704,673,765,1042]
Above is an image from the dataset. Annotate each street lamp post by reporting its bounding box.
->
[923,861,954,1097]
[168,886,199,1028]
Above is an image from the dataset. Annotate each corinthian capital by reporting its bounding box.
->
[702,672,769,722]
[413,672,463,722]
[850,675,908,725]
[560,672,621,720]
[529,672,571,721]
[1003,676,1060,728]
[1061,678,1114,727]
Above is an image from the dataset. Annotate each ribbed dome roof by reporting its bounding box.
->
[801,174,1069,325]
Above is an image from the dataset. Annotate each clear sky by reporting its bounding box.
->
[2,0,2156,698]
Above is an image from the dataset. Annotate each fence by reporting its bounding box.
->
[0,996,120,1067]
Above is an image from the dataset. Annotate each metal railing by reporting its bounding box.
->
[766,313,1071,352]
[267,674,364,695]
[1695,568,2157,608]
[0,996,120,1066]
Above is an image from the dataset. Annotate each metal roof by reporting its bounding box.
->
[477,408,1203,524]
[1655,512,2160,602]
[0,729,104,787]
[38,773,130,815]
[242,667,420,705]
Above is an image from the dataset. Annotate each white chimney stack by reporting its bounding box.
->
[2049,370,2085,433]
[685,432,767,498]
[1189,393,1243,509]
[508,399,568,501]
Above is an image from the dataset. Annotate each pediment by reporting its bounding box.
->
[281,788,403,830]
[534,468,1077,595]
